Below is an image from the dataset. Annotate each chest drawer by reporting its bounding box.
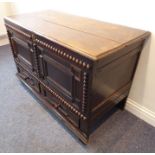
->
[17,64,40,93]
[58,104,80,127]
[40,83,83,128]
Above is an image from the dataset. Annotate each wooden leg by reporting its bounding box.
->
[117,97,127,110]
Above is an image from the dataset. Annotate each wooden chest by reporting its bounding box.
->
[4,10,150,144]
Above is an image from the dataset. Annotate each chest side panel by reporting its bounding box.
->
[90,39,145,125]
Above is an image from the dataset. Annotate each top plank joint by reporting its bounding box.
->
[4,10,150,60]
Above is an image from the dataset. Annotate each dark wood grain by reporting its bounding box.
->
[4,10,150,144]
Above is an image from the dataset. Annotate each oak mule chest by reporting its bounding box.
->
[4,11,150,144]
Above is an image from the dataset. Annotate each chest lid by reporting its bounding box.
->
[4,10,150,60]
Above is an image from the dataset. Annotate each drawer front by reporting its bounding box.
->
[13,37,32,67]
[58,104,80,127]
[37,46,82,109]
[40,84,80,127]
[17,65,40,93]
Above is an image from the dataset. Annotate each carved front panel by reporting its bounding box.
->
[7,30,34,72]
[17,64,40,93]
[36,45,82,109]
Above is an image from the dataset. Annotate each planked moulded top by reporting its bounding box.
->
[5,10,150,60]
